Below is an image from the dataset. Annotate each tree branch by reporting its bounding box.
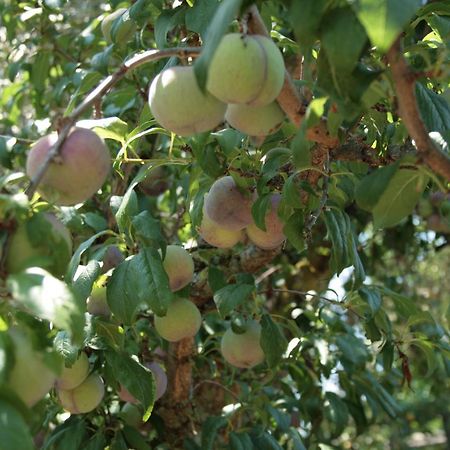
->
[386,37,450,182]
[25,47,201,199]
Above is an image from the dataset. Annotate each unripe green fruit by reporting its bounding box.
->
[120,402,142,427]
[225,101,285,137]
[207,33,285,106]
[26,127,110,206]
[86,284,111,317]
[204,176,254,231]
[55,352,90,390]
[199,202,244,248]
[148,66,226,136]
[7,327,58,407]
[6,213,72,277]
[58,374,105,414]
[221,321,265,369]
[162,245,194,292]
[154,298,201,342]
[246,194,285,249]
[101,8,136,44]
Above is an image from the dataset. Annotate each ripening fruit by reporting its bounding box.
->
[139,166,169,196]
[5,213,72,277]
[58,374,105,414]
[198,202,244,248]
[226,101,285,137]
[207,33,285,106]
[148,66,226,136]
[86,284,111,317]
[6,327,58,407]
[118,361,168,403]
[120,402,143,427]
[55,352,90,391]
[204,176,254,231]
[246,194,285,249]
[154,298,201,342]
[162,245,194,292]
[221,321,265,369]
[101,8,136,44]
[26,127,110,206]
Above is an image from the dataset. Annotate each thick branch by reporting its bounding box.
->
[386,37,450,181]
[25,47,201,199]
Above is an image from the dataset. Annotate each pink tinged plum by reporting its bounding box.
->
[204,176,254,231]
[57,374,105,414]
[154,298,202,342]
[207,33,285,106]
[220,320,265,369]
[148,66,227,136]
[198,202,244,248]
[162,245,194,292]
[225,101,285,137]
[55,352,90,390]
[6,327,58,407]
[246,194,285,249]
[26,127,110,206]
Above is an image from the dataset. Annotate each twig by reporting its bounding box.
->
[386,37,450,181]
[25,47,202,199]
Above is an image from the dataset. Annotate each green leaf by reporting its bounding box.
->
[325,392,349,437]
[411,340,438,376]
[42,417,87,450]
[194,0,243,90]
[321,7,368,74]
[77,117,128,143]
[251,194,271,231]
[53,331,80,367]
[7,268,85,344]
[353,0,422,53]
[250,430,283,450]
[372,168,429,228]
[201,416,227,450]
[185,0,221,38]
[291,126,312,169]
[208,266,227,293]
[132,211,166,250]
[213,284,254,318]
[260,314,288,368]
[122,425,151,450]
[358,286,382,318]
[107,249,172,324]
[283,211,306,252]
[71,260,101,304]
[0,400,33,450]
[106,351,155,419]
[229,432,254,450]
[355,163,399,211]
[31,51,51,92]
[416,83,450,135]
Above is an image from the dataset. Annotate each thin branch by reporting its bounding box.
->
[386,37,450,182]
[25,47,202,199]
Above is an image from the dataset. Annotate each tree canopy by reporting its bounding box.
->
[0,0,449,449]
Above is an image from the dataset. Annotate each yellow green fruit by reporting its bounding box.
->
[26,127,110,206]
[246,194,285,249]
[58,374,105,414]
[148,66,226,136]
[199,201,244,248]
[154,298,201,342]
[120,402,142,427]
[55,352,90,390]
[7,327,58,407]
[5,213,72,277]
[221,321,265,369]
[86,284,111,317]
[101,8,136,44]
[204,176,254,231]
[207,33,285,106]
[162,245,194,292]
[225,101,285,137]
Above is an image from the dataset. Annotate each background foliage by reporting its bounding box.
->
[0,0,449,449]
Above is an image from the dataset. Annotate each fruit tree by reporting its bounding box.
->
[0,1,449,449]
